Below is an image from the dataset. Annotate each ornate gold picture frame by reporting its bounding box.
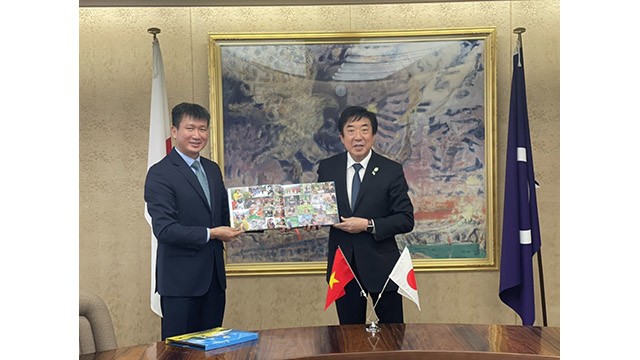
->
[208,28,497,275]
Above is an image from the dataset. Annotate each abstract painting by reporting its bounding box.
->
[208,28,497,275]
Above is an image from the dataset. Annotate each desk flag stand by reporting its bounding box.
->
[366,285,386,335]
[327,246,421,334]
[342,252,381,334]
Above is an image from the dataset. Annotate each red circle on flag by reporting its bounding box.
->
[406,269,417,290]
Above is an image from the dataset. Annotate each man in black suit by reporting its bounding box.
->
[317,106,414,324]
[144,102,243,339]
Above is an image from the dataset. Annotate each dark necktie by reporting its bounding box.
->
[351,163,363,210]
[191,160,211,205]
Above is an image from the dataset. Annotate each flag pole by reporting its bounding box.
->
[536,248,548,326]
[337,245,367,297]
[146,26,170,318]
[513,27,548,327]
[366,277,390,325]
[336,246,380,333]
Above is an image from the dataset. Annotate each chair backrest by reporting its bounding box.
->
[79,292,117,355]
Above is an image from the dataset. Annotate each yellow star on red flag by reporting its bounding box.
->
[329,272,340,289]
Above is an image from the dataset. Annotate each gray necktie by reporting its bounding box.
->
[351,163,363,210]
[191,160,211,205]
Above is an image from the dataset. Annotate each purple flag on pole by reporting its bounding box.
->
[499,37,541,326]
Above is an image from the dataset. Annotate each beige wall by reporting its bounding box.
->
[79,0,560,348]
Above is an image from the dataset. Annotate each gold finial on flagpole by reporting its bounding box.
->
[147,27,161,40]
[513,27,526,66]
[513,27,526,43]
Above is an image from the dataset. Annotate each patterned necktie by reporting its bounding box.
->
[351,163,363,210]
[191,160,211,205]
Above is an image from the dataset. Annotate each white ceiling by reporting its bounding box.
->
[79,0,478,7]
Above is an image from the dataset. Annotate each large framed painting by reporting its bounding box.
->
[208,28,497,275]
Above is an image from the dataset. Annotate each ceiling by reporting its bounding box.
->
[79,0,478,7]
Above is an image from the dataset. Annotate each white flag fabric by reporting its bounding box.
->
[144,37,171,317]
[388,247,421,310]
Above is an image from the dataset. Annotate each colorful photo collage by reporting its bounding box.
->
[228,181,339,231]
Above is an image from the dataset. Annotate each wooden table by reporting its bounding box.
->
[80,323,560,359]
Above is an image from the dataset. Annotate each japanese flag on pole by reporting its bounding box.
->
[389,247,421,310]
[144,36,172,317]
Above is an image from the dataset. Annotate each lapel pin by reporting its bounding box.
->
[372,167,379,175]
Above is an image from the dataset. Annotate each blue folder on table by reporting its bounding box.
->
[165,327,258,351]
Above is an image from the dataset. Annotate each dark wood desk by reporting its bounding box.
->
[81,323,560,360]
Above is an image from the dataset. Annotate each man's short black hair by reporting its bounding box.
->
[171,102,211,128]
[337,106,378,135]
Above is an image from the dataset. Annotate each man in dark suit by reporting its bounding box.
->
[144,102,243,339]
[317,106,414,324]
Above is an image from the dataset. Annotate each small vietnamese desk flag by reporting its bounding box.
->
[389,247,420,310]
[144,35,172,317]
[498,36,542,326]
[325,248,355,310]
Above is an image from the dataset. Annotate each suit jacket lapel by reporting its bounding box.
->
[170,149,211,211]
[335,153,352,216]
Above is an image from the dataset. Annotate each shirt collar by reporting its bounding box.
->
[174,147,200,167]
[347,150,372,171]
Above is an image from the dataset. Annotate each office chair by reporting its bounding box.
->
[79,292,117,355]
